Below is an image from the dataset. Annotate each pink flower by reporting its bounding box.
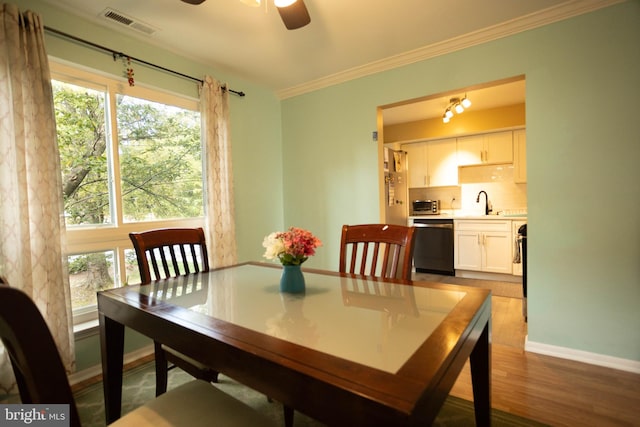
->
[262,227,322,265]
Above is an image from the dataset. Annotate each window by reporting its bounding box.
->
[51,62,204,325]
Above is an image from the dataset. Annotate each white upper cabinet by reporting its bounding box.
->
[427,138,458,187]
[457,131,513,166]
[456,134,483,166]
[403,138,458,188]
[404,142,429,188]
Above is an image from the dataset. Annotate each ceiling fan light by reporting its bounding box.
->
[276,0,310,29]
[274,0,296,6]
[454,103,464,114]
[461,96,471,108]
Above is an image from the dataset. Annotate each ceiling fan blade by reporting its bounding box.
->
[181,0,206,4]
[277,0,311,30]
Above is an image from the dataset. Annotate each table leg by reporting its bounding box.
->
[99,312,125,424]
[470,320,491,427]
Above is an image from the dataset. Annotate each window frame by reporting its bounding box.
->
[50,59,205,327]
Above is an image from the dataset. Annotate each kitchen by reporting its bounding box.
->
[380,76,528,315]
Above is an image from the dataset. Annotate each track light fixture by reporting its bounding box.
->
[442,94,472,123]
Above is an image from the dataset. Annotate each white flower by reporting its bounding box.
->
[262,232,285,260]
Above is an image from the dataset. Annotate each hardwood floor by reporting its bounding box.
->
[440,283,640,426]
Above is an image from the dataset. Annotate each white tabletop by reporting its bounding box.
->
[136,264,466,373]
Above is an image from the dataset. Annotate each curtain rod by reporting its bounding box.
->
[44,26,246,97]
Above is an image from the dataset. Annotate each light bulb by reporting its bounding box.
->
[442,114,450,123]
[444,108,453,119]
[275,0,297,6]
[461,96,471,108]
[454,103,464,114]
[240,0,261,6]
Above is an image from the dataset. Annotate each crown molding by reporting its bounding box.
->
[276,0,624,100]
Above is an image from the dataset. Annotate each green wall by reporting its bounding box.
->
[15,0,639,369]
[281,2,640,362]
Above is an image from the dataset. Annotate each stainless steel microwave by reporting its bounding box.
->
[412,200,440,215]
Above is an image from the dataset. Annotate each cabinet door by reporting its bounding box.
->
[454,230,482,271]
[456,135,483,166]
[404,142,428,188]
[482,231,513,274]
[513,129,527,183]
[427,138,458,186]
[458,132,513,165]
[485,131,513,163]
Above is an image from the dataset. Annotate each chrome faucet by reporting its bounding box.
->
[476,190,491,215]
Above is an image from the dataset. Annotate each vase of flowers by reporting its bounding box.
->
[262,227,322,294]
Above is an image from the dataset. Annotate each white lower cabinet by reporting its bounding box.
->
[454,220,513,274]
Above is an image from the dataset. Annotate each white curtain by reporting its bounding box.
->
[0,4,75,392]
[200,76,237,267]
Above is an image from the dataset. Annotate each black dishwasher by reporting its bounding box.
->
[412,218,455,275]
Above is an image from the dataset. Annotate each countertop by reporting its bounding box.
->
[409,212,527,221]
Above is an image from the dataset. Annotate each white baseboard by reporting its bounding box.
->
[68,345,154,386]
[525,338,640,374]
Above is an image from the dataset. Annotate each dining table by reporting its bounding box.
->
[97,262,491,426]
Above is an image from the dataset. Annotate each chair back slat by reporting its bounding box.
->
[129,228,209,284]
[179,245,190,275]
[339,224,416,281]
[168,246,180,276]
[370,242,381,276]
[188,244,200,273]
[159,247,171,277]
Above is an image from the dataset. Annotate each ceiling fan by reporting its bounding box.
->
[180,0,311,30]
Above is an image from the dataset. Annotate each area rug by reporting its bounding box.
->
[74,362,547,426]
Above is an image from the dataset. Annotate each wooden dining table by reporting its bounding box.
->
[97,262,491,426]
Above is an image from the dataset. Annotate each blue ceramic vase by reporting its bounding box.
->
[280,264,306,294]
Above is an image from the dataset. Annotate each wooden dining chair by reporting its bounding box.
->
[129,227,219,396]
[339,223,416,281]
[130,228,295,427]
[0,278,276,427]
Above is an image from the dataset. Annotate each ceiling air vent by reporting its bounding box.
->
[100,8,158,36]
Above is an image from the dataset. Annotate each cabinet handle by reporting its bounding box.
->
[477,234,481,245]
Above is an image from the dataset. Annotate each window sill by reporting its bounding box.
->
[74,319,99,340]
